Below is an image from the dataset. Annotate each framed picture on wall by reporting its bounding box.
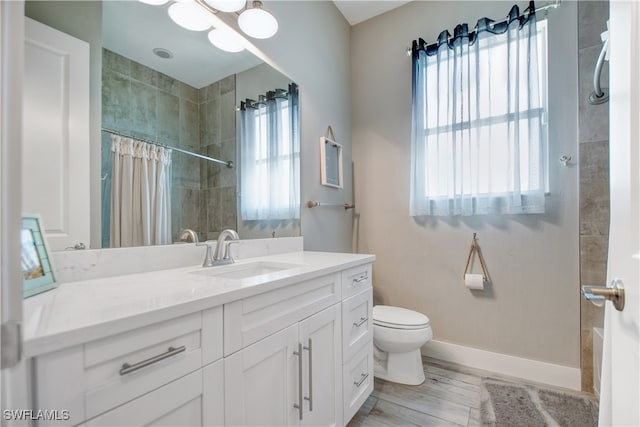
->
[21,214,57,298]
[320,137,343,189]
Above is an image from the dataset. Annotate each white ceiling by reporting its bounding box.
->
[102,1,263,89]
[333,0,412,26]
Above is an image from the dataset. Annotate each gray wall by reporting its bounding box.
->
[351,2,580,367]
[25,1,103,249]
[577,1,609,392]
[247,1,353,252]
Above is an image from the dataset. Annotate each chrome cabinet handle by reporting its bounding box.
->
[353,317,368,327]
[582,279,625,311]
[303,338,313,411]
[354,373,369,387]
[119,346,186,376]
[353,275,368,284]
[293,343,303,420]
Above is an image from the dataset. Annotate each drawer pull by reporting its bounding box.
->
[354,373,369,387]
[303,338,313,411]
[119,346,186,376]
[353,275,368,284]
[353,317,368,327]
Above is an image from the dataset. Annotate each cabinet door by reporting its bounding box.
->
[298,304,343,427]
[203,359,224,426]
[225,324,300,426]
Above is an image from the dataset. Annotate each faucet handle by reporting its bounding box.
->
[224,240,240,262]
[196,242,214,267]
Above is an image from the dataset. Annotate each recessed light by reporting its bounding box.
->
[153,48,174,59]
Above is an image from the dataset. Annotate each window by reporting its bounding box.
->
[240,85,300,221]
[410,9,548,216]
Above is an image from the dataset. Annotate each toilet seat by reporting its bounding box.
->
[373,305,430,330]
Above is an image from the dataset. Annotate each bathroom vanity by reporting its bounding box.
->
[23,248,374,426]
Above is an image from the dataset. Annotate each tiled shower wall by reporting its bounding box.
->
[101,49,237,245]
[577,1,609,393]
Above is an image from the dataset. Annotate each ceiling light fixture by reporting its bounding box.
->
[140,0,278,53]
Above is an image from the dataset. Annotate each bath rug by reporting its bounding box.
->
[480,378,598,427]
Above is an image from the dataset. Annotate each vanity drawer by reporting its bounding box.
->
[224,273,341,355]
[342,288,373,362]
[84,312,204,419]
[343,342,374,425]
[342,264,372,299]
[85,369,204,427]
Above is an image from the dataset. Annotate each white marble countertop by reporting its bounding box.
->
[23,251,374,358]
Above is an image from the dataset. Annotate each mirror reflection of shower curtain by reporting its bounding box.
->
[110,135,172,247]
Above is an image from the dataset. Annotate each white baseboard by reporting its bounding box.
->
[421,340,581,391]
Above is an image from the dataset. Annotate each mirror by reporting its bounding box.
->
[101,1,300,248]
[25,0,300,250]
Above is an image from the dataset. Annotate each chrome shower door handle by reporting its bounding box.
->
[582,279,625,311]
[293,342,303,420]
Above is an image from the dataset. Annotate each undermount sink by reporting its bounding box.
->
[189,261,303,280]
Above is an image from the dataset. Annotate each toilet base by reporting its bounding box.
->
[373,347,425,385]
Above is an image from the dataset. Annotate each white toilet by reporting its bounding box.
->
[372,305,432,385]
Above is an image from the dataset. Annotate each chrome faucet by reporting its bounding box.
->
[178,229,199,243]
[212,229,240,265]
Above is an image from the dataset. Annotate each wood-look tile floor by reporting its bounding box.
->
[347,356,589,427]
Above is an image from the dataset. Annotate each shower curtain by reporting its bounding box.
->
[110,135,172,247]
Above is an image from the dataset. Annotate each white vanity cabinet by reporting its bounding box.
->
[223,272,343,426]
[29,258,374,427]
[32,307,224,426]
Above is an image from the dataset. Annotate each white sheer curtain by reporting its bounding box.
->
[240,85,300,220]
[110,135,172,247]
[410,3,547,216]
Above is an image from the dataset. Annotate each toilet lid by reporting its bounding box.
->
[373,305,430,329]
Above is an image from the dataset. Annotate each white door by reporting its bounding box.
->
[298,304,343,427]
[1,1,31,423]
[23,17,90,251]
[598,1,640,425]
[224,324,300,426]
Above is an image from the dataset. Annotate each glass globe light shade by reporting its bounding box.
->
[238,7,278,39]
[168,2,213,31]
[208,28,245,53]
[204,0,246,12]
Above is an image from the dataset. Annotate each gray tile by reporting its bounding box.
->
[220,74,235,95]
[579,141,610,236]
[157,72,180,96]
[157,92,179,145]
[102,68,131,132]
[202,98,221,146]
[219,186,237,230]
[578,1,610,50]
[579,45,609,143]
[130,81,157,140]
[103,49,130,75]
[179,99,200,150]
[580,235,609,286]
[131,61,157,87]
[220,91,236,141]
[205,145,221,189]
[206,188,221,233]
[204,81,220,103]
[180,82,199,104]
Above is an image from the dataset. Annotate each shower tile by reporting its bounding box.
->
[204,98,221,146]
[578,1,610,50]
[179,99,199,150]
[579,141,610,236]
[205,145,221,189]
[183,157,201,190]
[130,81,157,140]
[220,74,235,95]
[580,326,595,392]
[157,92,179,145]
[180,82,199,104]
[131,61,157,87]
[205,81,220,103]
[206,188,221,232]
[220,91,236,141]
[157,72,180,97]
[181,188,201,232]
[102,68,131,132]
[579,45,609,143]
[103,49,131,75]
[580,235,609,286]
